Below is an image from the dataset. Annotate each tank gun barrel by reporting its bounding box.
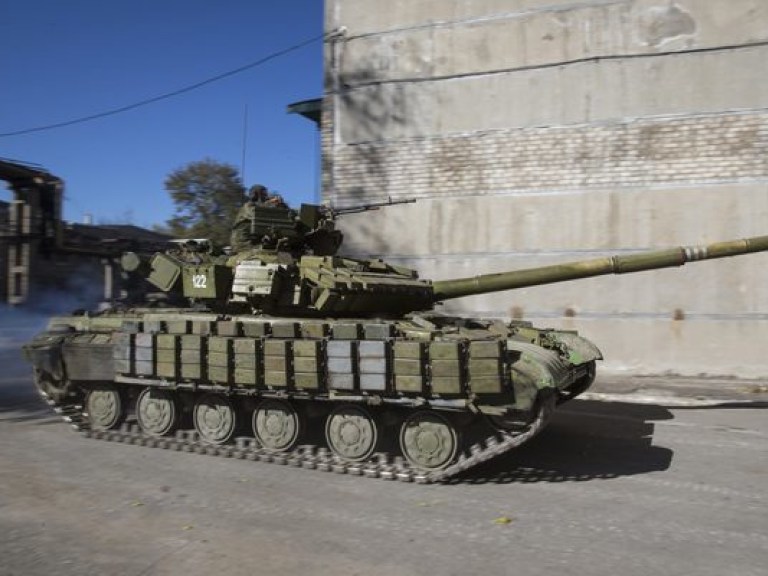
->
[432,235,768,301]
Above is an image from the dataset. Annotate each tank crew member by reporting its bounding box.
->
[247,184,287,207]
[229,184,288,250]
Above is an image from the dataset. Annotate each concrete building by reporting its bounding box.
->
[1,163,170,312]
[321,0,768,377]
[0,216,172,312]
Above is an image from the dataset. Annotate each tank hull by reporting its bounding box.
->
[23,309,600,480]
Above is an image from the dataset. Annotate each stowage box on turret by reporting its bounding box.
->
[22,198,768,482]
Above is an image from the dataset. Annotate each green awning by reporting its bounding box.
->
[287,98,322,126]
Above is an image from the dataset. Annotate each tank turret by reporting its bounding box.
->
[121,199,433,315]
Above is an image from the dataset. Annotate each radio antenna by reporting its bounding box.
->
[240,104,249,183]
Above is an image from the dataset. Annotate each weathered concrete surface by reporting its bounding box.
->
[331,0,768,140]
[336,47,768,141]
[331,0,768,55]
[323,0,768,377]
[1,345,767,576]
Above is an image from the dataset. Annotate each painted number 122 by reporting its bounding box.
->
[192,274,207,289]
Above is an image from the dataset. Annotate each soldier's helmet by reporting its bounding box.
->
[248,184,269,202]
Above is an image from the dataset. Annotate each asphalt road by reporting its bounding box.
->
[1,345,766,576]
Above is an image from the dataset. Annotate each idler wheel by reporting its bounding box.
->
[325,405,378,462]
[136,388,180,437]
[252,399,300,452]
[85,384,125,430]
[33,369,72,405]
[399,410,458,471]
[193,394,238,444]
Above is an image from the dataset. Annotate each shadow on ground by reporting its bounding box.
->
[446,399,675,485]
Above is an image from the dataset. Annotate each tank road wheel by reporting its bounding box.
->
[325,405,379,462]
[399,410,459,471]
[136,388,180,437]
[85,384,125,430]
[252,399,300,453]
[193,394,238,445]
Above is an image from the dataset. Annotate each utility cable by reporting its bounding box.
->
[0,31,328,138]
[337,39,768,90]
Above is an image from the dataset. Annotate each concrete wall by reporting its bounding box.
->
[323,0,768,377]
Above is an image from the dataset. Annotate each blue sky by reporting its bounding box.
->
[0,0,324,228]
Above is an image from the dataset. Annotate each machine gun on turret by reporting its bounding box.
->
[324,197,416,216]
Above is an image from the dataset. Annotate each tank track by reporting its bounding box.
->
[38,387,554,484]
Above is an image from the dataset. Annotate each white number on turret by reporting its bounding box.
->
[192,274,207,289]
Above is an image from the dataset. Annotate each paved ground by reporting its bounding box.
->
[588,373,768,406]
[0,343,766,576]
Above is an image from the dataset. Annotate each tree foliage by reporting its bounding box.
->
[164,159,247,246]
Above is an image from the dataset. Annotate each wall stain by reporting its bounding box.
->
[642,4,697,47]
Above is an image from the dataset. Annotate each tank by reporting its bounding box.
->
[22,199,768,482]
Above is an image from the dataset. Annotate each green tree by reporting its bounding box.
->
[164,159,247,246]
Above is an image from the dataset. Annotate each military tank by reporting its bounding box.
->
[22,198,768,482]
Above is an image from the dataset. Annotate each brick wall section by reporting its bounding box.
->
[320,98,335,195]
[327,111,768,202]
